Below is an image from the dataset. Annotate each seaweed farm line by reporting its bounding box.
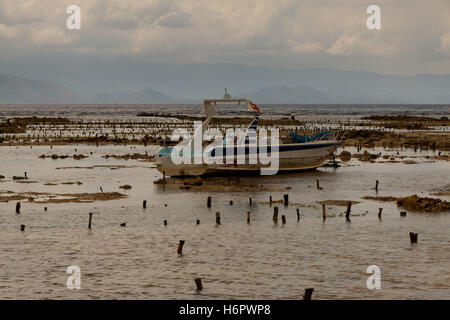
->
[1,116,449,151]
[0,106,449,299]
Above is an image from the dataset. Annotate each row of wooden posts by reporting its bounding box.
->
[206,192,418,243]
[15,187,418,244]
[14,179,417,246]
[13,196,418,298]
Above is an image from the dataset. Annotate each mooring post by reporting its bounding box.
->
[20,224,25,231]
[207,196,211,208]
[410,232,418,243]
[16,202,20,214]
[177,240,185,254]
[196,219,200,225]
[269,195,272,204]
[345,202,352,222]
[281,215,286,224]
[247,212,251,224]
[164,220,168,226]
[296,208,300,221]
[378,208,383,220]
[195,278,203,291]
[283,194,289,206]
[88,212,93,229]
[249,197,252,205]
[273,207,279,223]
[375,180,379,192]
[303,288,314,300]
[216,212,221,225]
[316,180,322,190]
[322,204,326,221]
[230,200,233,205]
[44,207,47,212]
[143,200,147,208]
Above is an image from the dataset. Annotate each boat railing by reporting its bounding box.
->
[315,130,345,143]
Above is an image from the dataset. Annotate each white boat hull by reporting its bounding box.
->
[156,140,339,176]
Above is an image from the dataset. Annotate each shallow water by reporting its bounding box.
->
[0,143,449,299]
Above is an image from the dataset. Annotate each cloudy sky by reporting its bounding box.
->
[1,0,450,75]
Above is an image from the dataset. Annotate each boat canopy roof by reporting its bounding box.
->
[203,89,261,116]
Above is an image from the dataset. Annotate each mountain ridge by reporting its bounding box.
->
[1,70,450,104]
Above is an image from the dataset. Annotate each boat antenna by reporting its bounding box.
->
[223,88,231,100]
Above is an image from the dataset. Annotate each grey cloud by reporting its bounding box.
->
[0,0,449,74]
[156,11,192,28]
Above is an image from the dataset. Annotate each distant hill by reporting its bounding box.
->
[0,73,81,103]
[3,56,450,103]
[237,86,396,104]
[2,66,450,104]
[89,88,177,103]
[0,74,181,104]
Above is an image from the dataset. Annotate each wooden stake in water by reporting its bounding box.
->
[273,207,279,223]
[283,194,289,206]
[249,198,252,206]
[88,212,93,229]
[378,208,383,220]
[20,224,25,231]
[207,196,212,208]
[345,202,352,222]
[316,180,322,190]
[410,232,418,243]
[303,288,314,300]
[281,215,286,224]
[269,195,272,204]
[322,204,326,221]
[164,220,168,226]
[247,212,251,224]
[375,180,379,192]
[177,240,185,254]
[216,212,221,225]
[196,219,200,225]
[296,208,300,221]
[195,278,203,291]
[16,202,20,214]
[143,200,147,208]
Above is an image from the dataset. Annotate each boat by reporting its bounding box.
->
[156,90,342,176]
